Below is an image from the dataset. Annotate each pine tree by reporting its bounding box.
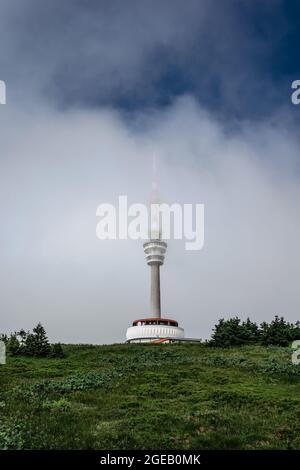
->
[260,316,294,347]
[25,323,51,357]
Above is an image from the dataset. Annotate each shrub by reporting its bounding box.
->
[22,369,120,398]
[260,316,296,347]
[50,343,65,358]
[6,334,21,356]
[0,419,25,450]
[210,317,260,347]
[42,398,71,411]
[292,321,300,341]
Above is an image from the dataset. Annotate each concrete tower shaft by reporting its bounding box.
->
[143,239,167,318]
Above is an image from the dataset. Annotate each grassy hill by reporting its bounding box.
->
[0,343,299,450]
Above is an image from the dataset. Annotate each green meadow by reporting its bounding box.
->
[0,343,299,450]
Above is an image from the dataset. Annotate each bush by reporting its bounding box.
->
[50,343,65,358]
[42,398,71,411]
[210,317,260,347]
[6,334,22,356]
[260,316,297,347]
[0,418,25,450]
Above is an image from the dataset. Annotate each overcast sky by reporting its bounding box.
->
[0,0,300,343]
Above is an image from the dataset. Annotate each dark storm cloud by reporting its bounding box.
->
[0,1,299,343]
[0,0,297,118]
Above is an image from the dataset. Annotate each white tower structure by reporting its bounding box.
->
[126,155,185,343]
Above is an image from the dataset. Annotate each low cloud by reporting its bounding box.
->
[0,96,299,342]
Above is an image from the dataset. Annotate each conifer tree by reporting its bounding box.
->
[25,323,51,357]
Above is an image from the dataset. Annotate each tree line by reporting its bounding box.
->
[209,315,300,347]
[1,316,299,355]
[0,323,64,358]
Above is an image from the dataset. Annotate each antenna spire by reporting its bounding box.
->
[150,153,161,240]
[151,152,159,204]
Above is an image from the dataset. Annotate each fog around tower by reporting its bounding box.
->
[0,0,299,342]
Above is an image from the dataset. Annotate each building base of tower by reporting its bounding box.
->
[126,317,184,343]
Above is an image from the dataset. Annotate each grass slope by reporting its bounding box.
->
[0,343,299,450]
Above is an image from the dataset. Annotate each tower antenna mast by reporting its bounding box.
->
[125,152,185,342]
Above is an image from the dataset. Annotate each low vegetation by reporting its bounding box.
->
[0,342,299,450]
